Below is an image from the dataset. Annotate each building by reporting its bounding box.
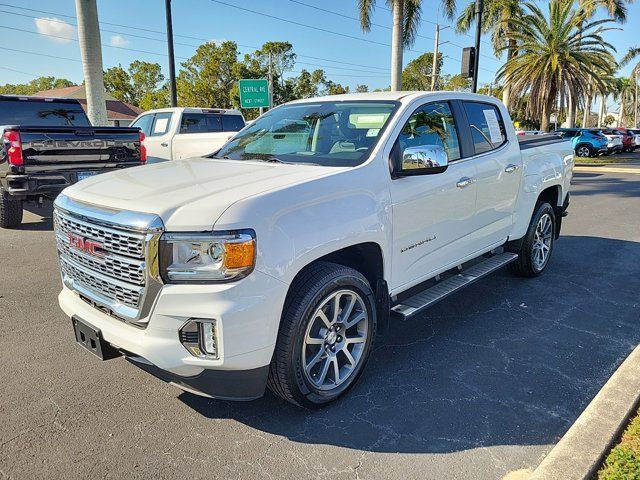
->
[32,85,143,126]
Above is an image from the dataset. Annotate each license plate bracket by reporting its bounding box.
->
[71,316,120,360]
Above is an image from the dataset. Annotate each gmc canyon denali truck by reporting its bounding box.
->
[54,92,572,408]
[1,95,146,228]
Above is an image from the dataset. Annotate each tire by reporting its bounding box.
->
[0,194,23,228]
[508,202,556,278]
[575,145,592,158]
[267,262,377,408]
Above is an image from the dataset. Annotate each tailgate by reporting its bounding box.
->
[17,126,143,168]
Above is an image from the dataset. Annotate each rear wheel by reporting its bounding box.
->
[508,202,556,277]
[575,145,592,158]
[0,194,23,228]
[268,262,376,408]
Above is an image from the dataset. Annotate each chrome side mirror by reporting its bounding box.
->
[398,145,449,176]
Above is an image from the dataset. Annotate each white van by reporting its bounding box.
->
[130,107,245,162]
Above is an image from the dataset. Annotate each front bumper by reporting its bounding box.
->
[59,269,288,400]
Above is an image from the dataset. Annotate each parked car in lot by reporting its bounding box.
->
[598,128,624,154]
[515,130,546,136]
[54,92,573,407]
[0,95,146,228]
[554,127,609,157]
[614,127,639,151]
[130,107,245,162]
[628,129,640,150]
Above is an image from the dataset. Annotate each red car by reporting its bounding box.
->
[612,128,635,152]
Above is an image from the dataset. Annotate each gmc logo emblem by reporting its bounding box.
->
[68,233,104,257]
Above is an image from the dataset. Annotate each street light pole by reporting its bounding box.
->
[164,0,177,107]
[472,0,484,93]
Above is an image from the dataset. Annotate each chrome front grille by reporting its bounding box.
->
[53,195,164,324]
[55,211,145,257]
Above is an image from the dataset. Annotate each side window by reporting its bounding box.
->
[180,113,208,134]
[222,115,245,132]
[397,101,461,161]
[150,112,172,136]
[206,114,223,132]
[131,114,153,136]
[463,102,507,155]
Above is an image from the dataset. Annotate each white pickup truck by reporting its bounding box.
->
[129,107,245,162]
[54,92,573,408]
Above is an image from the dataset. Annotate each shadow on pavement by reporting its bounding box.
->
[179,235,640,454]
[571,172,640,198]
[17,200,54,231]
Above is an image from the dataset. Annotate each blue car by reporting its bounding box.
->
[554,128,609,157]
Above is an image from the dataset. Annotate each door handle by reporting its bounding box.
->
[456,177,474,188]
[504,164,519,173]
[160,142,168,147]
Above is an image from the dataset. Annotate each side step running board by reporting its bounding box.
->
[391,252,518,321]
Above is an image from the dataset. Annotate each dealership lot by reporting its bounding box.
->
[1,170,639,480]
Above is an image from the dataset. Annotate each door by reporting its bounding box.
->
[172,113,233,160]
[461,101,522,247]
[143,112,174,162]
[390,101,478,291]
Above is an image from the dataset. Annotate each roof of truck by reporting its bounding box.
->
[285,91,503,105]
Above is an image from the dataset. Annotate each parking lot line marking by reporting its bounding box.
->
[574,166,640,175]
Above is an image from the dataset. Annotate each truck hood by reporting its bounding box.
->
[62,157,341,230]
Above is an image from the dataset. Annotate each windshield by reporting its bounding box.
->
[0,99,90,127]
[215,100,399,167]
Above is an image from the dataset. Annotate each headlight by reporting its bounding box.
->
[159,230,256,283]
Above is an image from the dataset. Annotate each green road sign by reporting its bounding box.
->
[239,79,269,109]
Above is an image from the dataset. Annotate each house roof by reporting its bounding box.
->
[33,85,143,120]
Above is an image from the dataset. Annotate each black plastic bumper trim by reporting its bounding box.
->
[125,355,269,401]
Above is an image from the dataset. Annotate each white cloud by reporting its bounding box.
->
[110,35,129,47]
[34,17,76,43]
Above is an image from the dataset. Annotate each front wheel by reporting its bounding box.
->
[508,202,556,277]
[267,262,376,408]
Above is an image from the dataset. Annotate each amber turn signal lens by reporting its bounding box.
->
[224,239,256,269]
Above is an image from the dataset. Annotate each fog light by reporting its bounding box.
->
[179,319,218,359]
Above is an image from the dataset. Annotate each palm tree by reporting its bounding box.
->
[620,47,640,127]
[357,0,457,91]
[497,0,616,131]
[75,0,107,125]
[455,0,525,111]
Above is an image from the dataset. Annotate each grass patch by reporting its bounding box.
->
[598,408,640,479]
[575,156,639,165]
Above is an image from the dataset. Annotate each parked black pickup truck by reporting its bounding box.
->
[0,95,146,227]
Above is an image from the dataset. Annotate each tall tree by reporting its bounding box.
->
[177,41,244,108]
[456,0,525,111]
[498,0,616,131]
[401,52,443,90]
[104,65,134,103]
[0,77,75,95]
[620,47,640,126]
[75,0,107,125]
[358,0,458,91]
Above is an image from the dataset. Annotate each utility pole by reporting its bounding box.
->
[165,0,177,107]
[268,52,273,109]
[431,24,449,91]
[75,0,107,126]
[472,0,484,93]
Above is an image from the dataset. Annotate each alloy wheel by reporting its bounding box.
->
[532,213,553,270]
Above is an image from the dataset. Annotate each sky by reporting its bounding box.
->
[0,0,639,110]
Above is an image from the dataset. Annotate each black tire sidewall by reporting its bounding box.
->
[525,203,556,275]
[285,269,376,407]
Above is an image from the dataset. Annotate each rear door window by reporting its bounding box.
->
[150,112,172,136]
[221,115,245,132]
[463,102,507,155]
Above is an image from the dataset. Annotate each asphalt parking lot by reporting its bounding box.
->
[1,169,639,480]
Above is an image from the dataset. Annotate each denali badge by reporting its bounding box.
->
[68,233,104,257]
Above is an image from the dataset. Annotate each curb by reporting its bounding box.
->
[528,344,640,480]
[574,166,640,174]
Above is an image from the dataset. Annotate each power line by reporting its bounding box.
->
[0,65,39,77]
[0,2,392,73]
[288,0,434,42]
